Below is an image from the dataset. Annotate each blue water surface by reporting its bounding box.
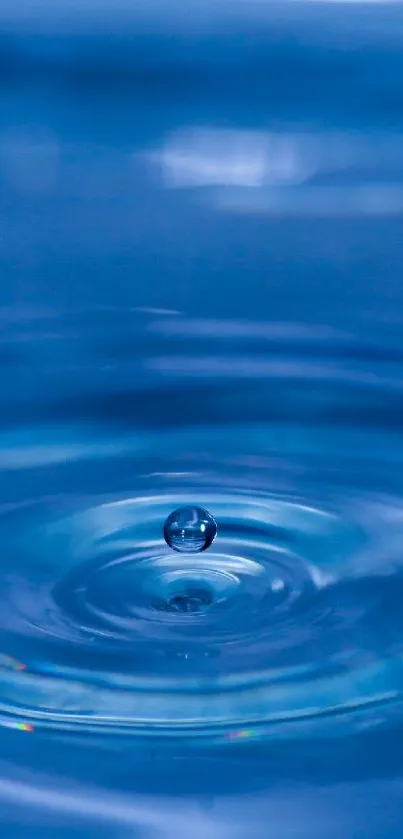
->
[2,2,403,836]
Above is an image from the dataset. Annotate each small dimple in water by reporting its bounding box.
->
[166,588,213,614]
[163,506,217,553]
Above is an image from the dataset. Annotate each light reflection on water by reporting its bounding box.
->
[2,2,403,838]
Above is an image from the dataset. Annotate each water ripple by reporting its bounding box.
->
[0,313,403,746]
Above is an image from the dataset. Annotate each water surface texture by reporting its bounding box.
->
[2,2,403,837]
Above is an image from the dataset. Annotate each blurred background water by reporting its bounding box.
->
[2,1,403,837]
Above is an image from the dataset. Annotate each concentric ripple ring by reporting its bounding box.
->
[0,485,401,742]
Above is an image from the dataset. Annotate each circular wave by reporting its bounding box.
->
[2,311,403,744]
[1,480,403,741]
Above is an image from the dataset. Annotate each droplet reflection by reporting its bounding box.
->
[163,506,217,553]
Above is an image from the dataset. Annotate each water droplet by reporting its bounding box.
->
[163,506,217,553]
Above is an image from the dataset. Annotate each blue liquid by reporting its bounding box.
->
[2,3,403,837]
[163,506,217,553]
